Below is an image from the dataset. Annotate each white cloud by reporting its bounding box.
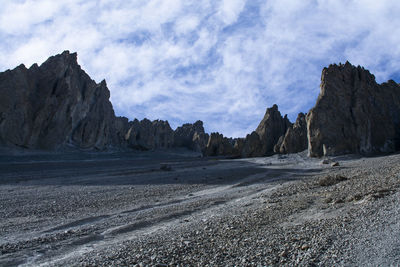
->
[175,16,200,34]
[1,0,400,137]
[217,0,246,25]
[0,0,61,34]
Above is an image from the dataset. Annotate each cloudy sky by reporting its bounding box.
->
[1,0,400,137]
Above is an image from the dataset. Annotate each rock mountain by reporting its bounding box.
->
[0,51,208,152]
[307,62,400,157]
[1,51,399,157]
[203,64,400,157]
[0,51,118,150]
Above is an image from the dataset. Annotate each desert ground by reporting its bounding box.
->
[0,149,399,266]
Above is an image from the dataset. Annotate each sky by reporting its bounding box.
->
[1,0,400,137]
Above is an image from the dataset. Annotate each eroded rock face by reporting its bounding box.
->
[6,52,399,158]
[124,119,174,150]
[255,105,292,155]
[240,104,292,157]
[203,132,235,156]
[307,62,400,157]
[275,112,308,154]
[173,120,209,152]
[0,51,118,150]
[233,138,245,155]
[241,131,263,157]
[0,51,207,152]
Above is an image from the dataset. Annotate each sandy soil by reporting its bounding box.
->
[0,150,399,266]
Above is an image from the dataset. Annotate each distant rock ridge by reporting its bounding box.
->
[204,105,308,157]
[173,121,209,152]
[1,52,399,157]
[203,132,236,156]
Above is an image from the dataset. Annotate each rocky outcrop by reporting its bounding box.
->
[192,131,209,153]
[0,51,118,150]
[0,51,203,152]
[307,62,400,157]
[203,133,235,156]
[124,119,174,150]
[202,105,292,158]
[233,138,245,155]
[255,105,292,155]
[241,131,263,157]
[240,105,292,157]
[173,121,209,152]
[4,52,399,158]
[274,112,308,154]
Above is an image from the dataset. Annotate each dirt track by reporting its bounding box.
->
[0,150,399,266]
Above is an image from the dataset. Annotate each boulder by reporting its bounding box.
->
[307,62,400,157]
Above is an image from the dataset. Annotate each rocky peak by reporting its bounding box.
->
[254,104,292,155]
[307,61,400,157]
[0,51,118,150]
[40,50,80,77]
[319,62,376,99]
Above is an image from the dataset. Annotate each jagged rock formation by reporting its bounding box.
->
[0,51,207,152]
[192,131,209,153]
[203,105,292,158]
[241,132,263,157]
[233,138,245,155]
[241,105,292,157]
[173,121,209,152]
[0,51,119,150]
[124,119,174,150]
[2,52,399,158]
[203,133,236,156]
[274,112,308,154]
[255,104,292,155]
[307,62,400,157]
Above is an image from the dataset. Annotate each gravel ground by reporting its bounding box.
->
[0,150,399,266]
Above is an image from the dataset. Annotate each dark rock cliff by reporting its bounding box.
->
[173,121,209,152]
[274,112,308,154]
[240,104,291,157]
[307,62,400,157]
[0,51,118,150]
[2,52,399,158]
[203,132,236,156]
[0,51,207,152]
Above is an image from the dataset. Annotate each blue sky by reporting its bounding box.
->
[1,0,400,137]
